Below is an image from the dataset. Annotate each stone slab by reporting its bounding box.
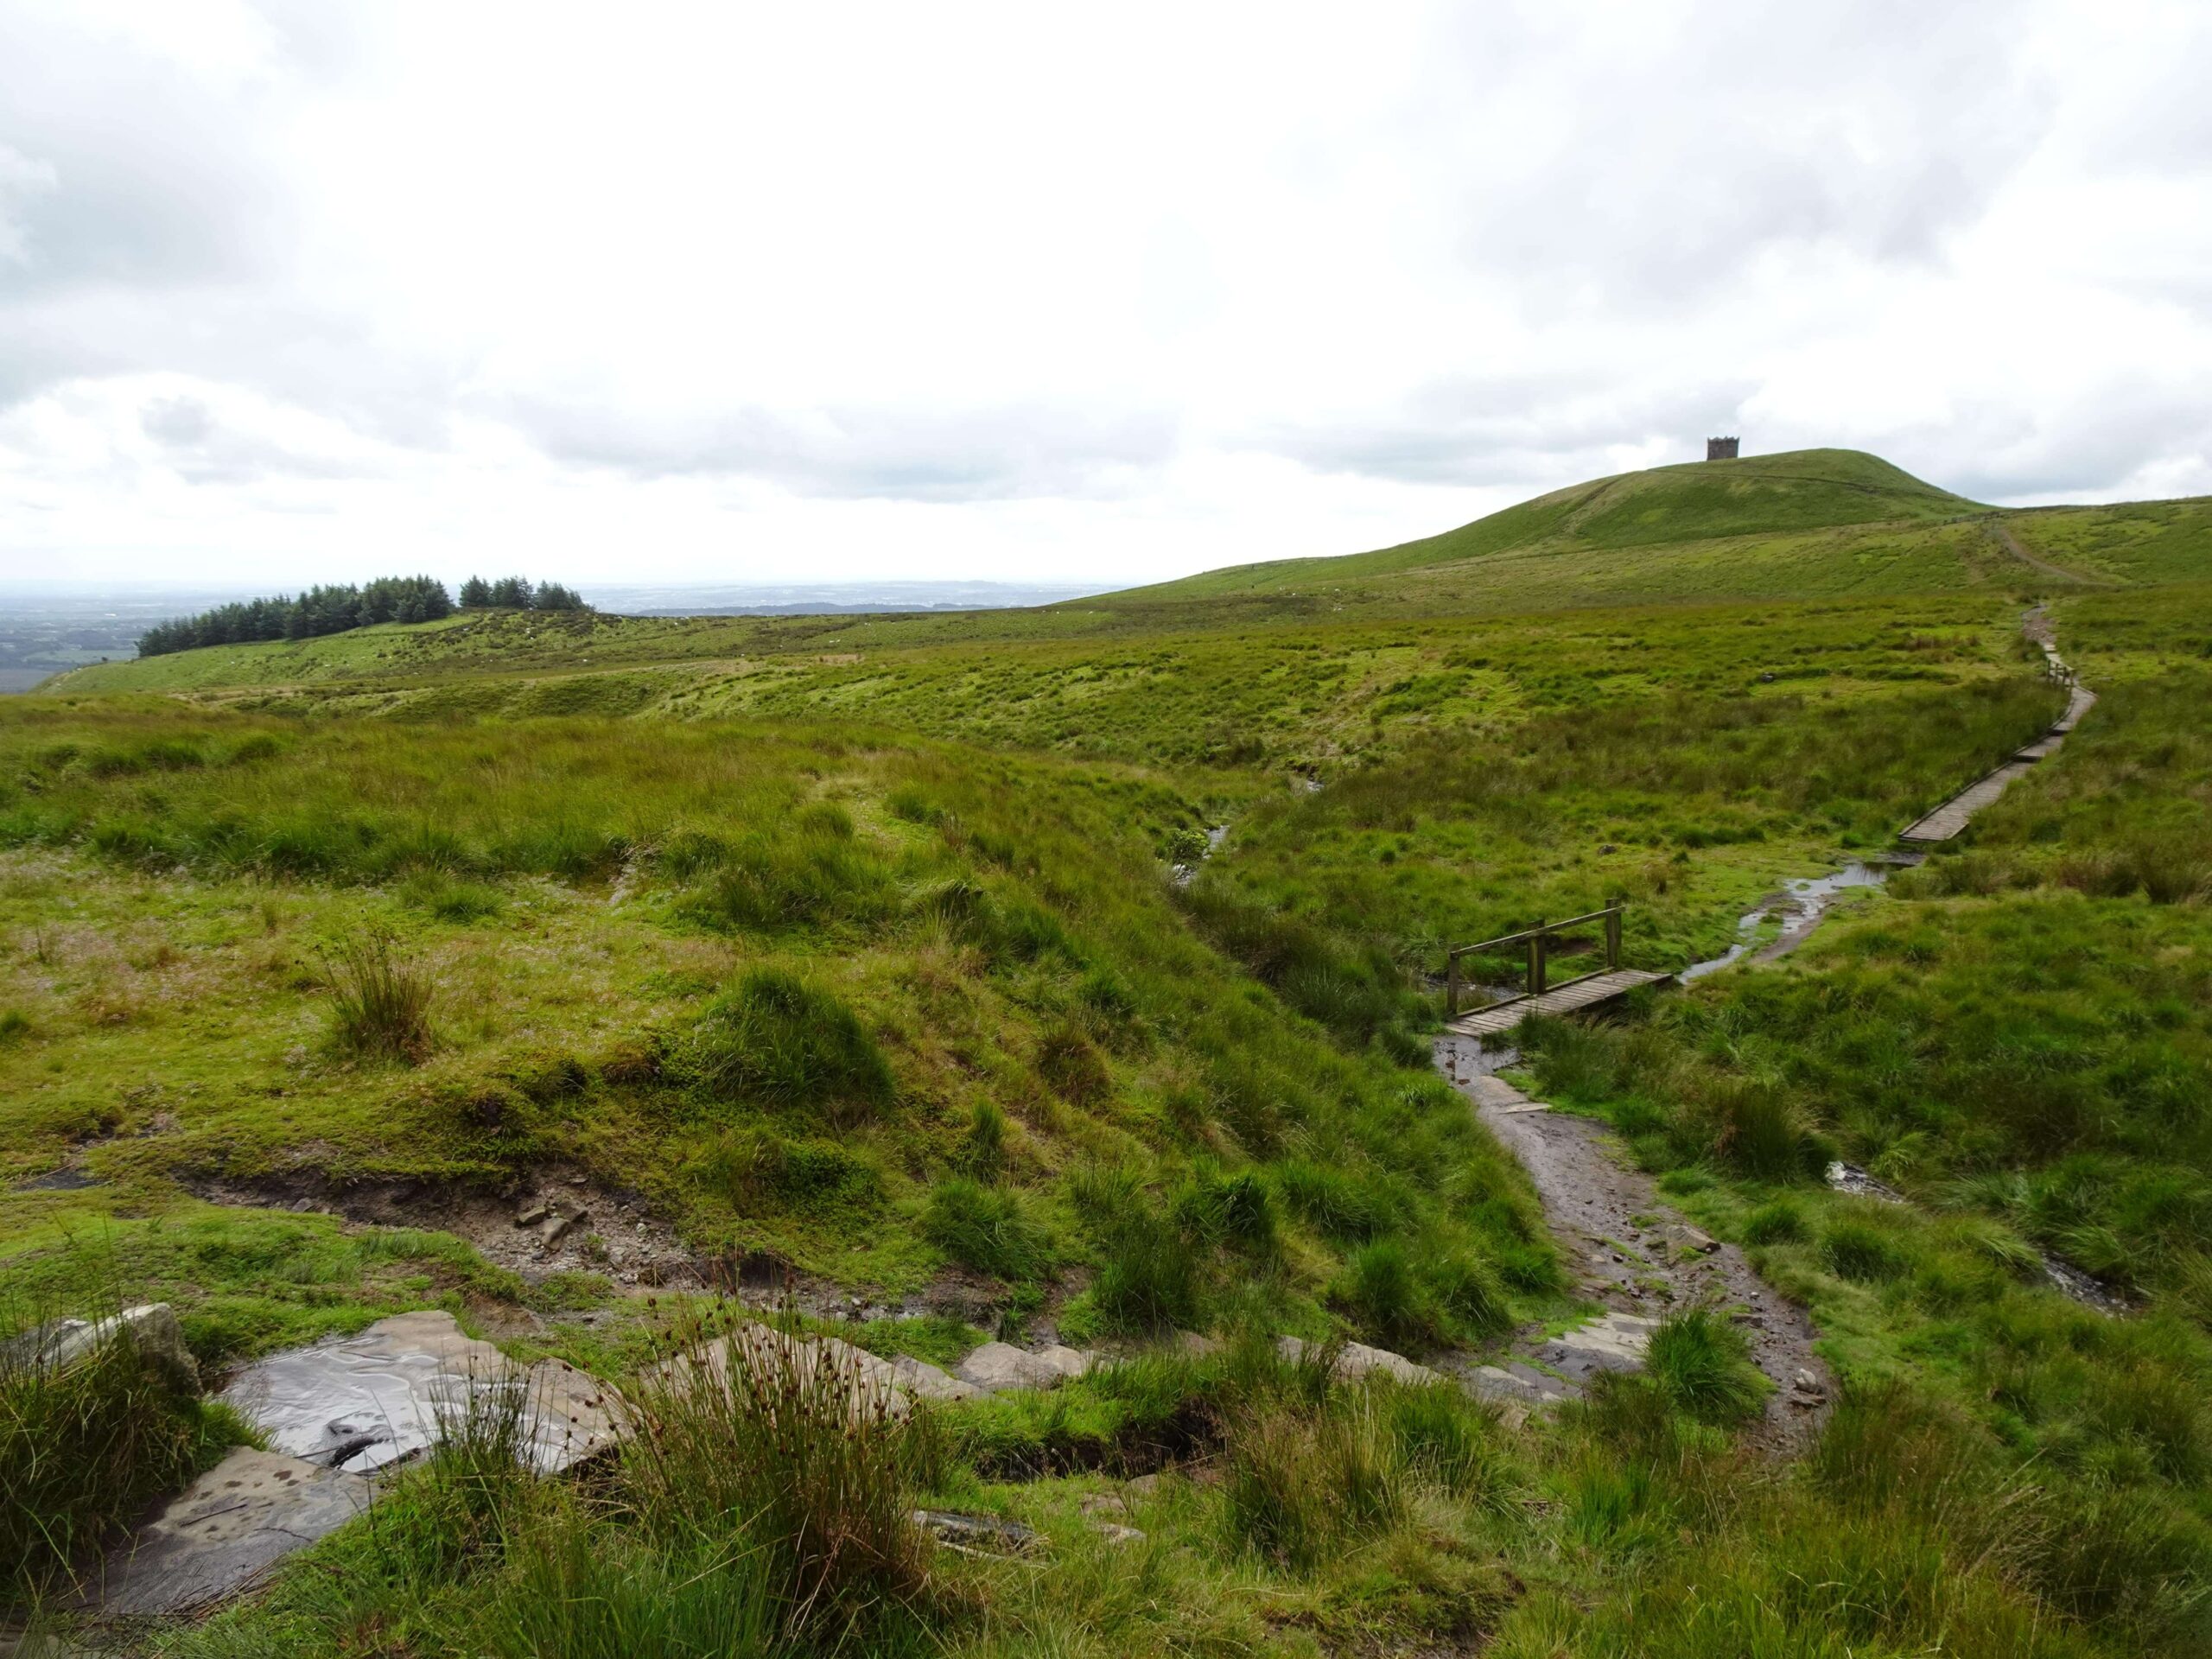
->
[88,1447,367,1617]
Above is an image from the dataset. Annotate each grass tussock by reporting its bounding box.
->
[674,968,895,1126]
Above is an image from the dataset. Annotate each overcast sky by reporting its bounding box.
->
[3,1,2209,591]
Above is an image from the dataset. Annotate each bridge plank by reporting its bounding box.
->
[1446,968,1669,1038]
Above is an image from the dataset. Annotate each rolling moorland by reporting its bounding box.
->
[4,448,2212,1656]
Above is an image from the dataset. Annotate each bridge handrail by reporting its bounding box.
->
[1448,905,1623,958]
[1446,904,1625,1018]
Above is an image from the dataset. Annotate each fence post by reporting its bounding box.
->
[1531,929,1548,996]
[1446,950,1459,1018]
[1605,907,1622,969]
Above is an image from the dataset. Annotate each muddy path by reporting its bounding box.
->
[1434,1037,1829,1448]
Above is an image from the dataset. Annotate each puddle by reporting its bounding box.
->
[1681,857,1918,982]
[1433,1033,1520,1078]
[1825,1160,1907,1204]
[12,1165,104,1192]
[1826,1162,2127,1315]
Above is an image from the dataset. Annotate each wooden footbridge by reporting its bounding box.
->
[1443,906,1669,1039]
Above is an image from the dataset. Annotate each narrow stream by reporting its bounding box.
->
[1679,855,1919,982]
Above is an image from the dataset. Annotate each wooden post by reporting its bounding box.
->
[1605,907,1622,969]
[1531,929,1548,996]
[1446,950,1459,1018]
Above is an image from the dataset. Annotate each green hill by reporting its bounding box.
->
[1100,448,1983,604]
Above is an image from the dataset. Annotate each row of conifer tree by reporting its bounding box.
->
[134,575,589,658]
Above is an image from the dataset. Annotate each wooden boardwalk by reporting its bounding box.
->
[1900,621,2095,845]
[1445,968,1670,1038]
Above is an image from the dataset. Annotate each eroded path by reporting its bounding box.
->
[1434,1040,1829,1447]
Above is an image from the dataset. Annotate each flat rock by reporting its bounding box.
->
[86,1447,367,1617]
[889,1354,981,1402]
[220,1309,621,1475]
[1275,1335,1441,1387]
[913,1509,1039,1555]
[955,1340,1079,1392]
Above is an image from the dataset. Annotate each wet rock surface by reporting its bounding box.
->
[85,1448,369,1617]
[3,1303,199,1394]
[219,1309,621,1476]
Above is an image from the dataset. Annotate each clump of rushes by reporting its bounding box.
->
[322,929,435,1063]
[959,1099,1008,1182]
[1223,1389,1408,1570]
[620,1319,932,1645]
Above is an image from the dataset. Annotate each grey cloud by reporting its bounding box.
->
[504,399,1180,502]
[140,394,214,446]
[1423,2,2055,308]
[1891,394,2212,503]
[0,14,288,296]
[1252,375,1756,487]
[135,391,381,486]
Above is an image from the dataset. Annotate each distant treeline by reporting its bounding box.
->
[135,575,590,658]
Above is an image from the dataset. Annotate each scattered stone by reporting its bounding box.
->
[3,1303,200,1395]
[1790,1367,1826,1399]
[85,1448,368,1616]
[913,1509,1039,1555]
[1080,1492,1129,1517]
[1824,1161,1907,1204]
[514,1202,551,1227]
[1173,1330,1221,1357]
[1661,1224,1717,1255]
[1093,1523,1146,1547]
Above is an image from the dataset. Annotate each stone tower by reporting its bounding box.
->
[1707,436,1740,461]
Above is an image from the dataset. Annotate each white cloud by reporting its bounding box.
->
[0,0,2207,589]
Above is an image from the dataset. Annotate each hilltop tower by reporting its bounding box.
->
[1707,435,1740,461]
